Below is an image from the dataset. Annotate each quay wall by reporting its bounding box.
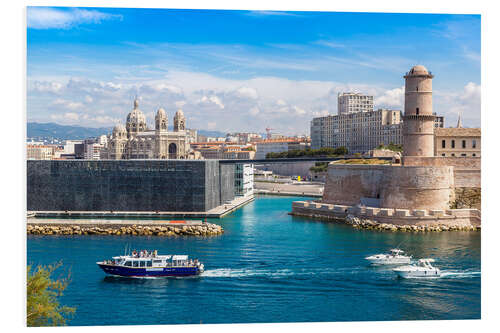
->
[27,160,235,212]
[254,161,316,179]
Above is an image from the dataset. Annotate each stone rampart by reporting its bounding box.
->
[381,165,454,210]
[291,201,480,228]
[321,164,386,206]
[322,164,455,210]
[403,156,480,188]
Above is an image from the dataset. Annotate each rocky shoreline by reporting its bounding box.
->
[345,215,480,232]
[27,223,224,236]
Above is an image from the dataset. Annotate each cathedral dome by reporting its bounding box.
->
[174,109,185,118]
[126,98,147,133]
[112,124,126,137]
[156,107,167,118]
[155,107,168,131]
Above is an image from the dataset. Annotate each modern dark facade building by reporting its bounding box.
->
[27,160,235,212]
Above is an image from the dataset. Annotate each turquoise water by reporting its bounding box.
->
[27,196,481,325]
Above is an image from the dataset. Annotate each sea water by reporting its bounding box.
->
[27,196,481,325]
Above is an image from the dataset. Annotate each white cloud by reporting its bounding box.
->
[27,72,481,133]
[175,101,186,108]
[200,95,225,109]
[249,107,260,116]
[236,87,258,99]
[27,7,122,29]
[374,86,405,109]
[51,98,84,110]
[50,112,79,122]
[434,82,481,127]
[293,106,307,115]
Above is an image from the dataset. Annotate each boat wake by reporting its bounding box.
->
[439,271,481,279]
[201,267,364,278]
[201,268,295,278]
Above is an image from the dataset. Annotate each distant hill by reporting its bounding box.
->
[27,122,228,140]
[196,129,227,138]
[27,122,112,140]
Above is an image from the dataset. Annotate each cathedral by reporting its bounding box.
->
[104,99,194,159]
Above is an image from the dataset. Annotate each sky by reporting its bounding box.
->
[27,7,481,135]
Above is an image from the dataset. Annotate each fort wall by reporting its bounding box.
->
[322,164,455,210]
[292,201,480,227]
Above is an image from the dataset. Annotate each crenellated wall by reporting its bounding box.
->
[292,201,480,227]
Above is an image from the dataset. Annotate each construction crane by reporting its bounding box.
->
[265,127,274,139]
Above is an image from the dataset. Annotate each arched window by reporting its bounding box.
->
[416,107,419,115]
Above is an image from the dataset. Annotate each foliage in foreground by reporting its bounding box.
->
[266,146,348,159]
[309,162,329,173]
[376,142,403,152]
[27,261,75,327]
[334,159,390,165]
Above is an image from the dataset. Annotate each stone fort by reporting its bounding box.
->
[320,65,481,211]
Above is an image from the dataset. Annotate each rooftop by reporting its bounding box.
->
[434,128,481,137]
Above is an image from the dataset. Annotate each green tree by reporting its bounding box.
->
[27,262,75,327]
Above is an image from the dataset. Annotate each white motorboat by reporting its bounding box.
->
[393,258,441,278]
[365,248,411,265]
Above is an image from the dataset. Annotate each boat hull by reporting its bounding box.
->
[97,263,202,277]
[366,258,411,265]
[394,269,440,278]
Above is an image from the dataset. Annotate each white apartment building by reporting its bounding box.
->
[311,109,403,153]
[27,145,54,160]
[337,92,374,115]
[235,163,254,197]
[84,143,106,160]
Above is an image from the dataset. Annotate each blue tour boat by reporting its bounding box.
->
[97,250,204,277]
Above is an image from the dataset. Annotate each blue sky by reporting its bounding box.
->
[27,7,481,134]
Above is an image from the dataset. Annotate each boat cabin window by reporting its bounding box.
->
[140,261,146,267]
[133,261,139,267]
[146,261,152,267]
[124,261,132,267]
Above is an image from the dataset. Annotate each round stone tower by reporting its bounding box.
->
[403,65,435,157]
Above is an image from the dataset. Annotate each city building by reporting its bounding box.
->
[310,109,403,153]
[235,163,254,197]
[27,145,54,160]
[434,114,445,128]
[313,65,481,214]
[103,99,194,160]
[186,129,198,144]
[255,139,310,159]
[337,92,374,115]
[62,140,84,155]
[191,142,256,159]
[27,160,236,212]
[434,128,481,157]
[225,132,262,144]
